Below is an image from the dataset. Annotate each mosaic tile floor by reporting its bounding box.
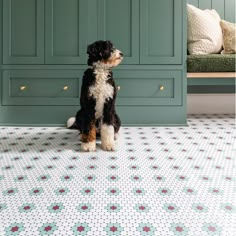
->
[0,115,235,236]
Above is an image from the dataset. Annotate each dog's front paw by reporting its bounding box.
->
[101,124,115,151]
[102,141,115,151]
[81,141,96,152]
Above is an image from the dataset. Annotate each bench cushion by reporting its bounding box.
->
[187,54,236,72]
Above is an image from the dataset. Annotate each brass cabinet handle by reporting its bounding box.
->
[20,86,27,91]
[63,86,69,91]
[159,85,164,91]
[117,86,121,91]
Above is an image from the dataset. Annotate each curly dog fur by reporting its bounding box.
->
[67,40,123,151]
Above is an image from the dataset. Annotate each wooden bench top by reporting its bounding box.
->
[187,72,236,78]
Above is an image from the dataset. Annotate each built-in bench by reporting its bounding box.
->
[186,0,235,113]
[187,54,235,88]
[187,54,235,114]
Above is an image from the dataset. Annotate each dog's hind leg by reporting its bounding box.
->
[114,113,121,140]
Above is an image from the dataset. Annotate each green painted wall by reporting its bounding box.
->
[187,0,236,22]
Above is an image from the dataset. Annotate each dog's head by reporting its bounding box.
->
[87,40,123,67]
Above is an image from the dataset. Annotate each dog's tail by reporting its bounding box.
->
[66,117,77,129]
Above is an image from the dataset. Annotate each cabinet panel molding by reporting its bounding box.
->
[45,0,88,64]
[97,0,139,64]
[3,0,44,64]
[140,0,183,64]
[115,70,182,106]
[3,70,82,105]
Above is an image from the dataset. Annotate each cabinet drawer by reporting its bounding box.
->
[115,70,182,106]
[2,70,82,105]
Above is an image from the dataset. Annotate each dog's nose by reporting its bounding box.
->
[119,52,123,57]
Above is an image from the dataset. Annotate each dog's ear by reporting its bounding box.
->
[101,40,113,60]
[87,42,100,66]
[87,43,98,58]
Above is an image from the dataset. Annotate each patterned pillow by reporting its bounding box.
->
[220,20,236,54]
[187,4,223,55]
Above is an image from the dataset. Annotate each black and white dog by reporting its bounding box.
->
[67,40,123,151]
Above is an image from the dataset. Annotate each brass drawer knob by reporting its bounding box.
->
[20,86,27,91]
[117,86,121,91]
[63,86,69,91]
[159,85,164,91]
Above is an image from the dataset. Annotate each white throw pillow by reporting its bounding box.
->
[187,4,223,55]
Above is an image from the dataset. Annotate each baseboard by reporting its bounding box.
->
[187,94,235,114]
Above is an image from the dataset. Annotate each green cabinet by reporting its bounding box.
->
[97,0,182,65]
[0,0,187,126]
[45,0,88,64]
[2,0,183,65]
[3,0,89,65]
[3,0,44,64]
[2,70,82,106]
[140,0,183,64]
[97,0,139,64]
[115,70,182,106]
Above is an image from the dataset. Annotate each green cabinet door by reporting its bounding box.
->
[45,0,88,64]
[3,0,44,64]
[140,0,183,64]
[97,0,139,64]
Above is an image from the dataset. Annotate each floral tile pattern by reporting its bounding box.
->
[0,114,235,236]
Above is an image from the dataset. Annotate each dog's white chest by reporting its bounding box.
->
[89,70,114,119]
